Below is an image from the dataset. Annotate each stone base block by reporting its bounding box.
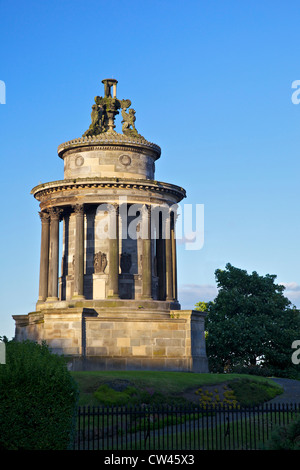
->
[93,274,106,299]
[13,303,209,373]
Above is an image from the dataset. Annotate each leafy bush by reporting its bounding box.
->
[230,364,272,377]
[229,378,283,406]
[0,340,79,450]
[267,366,300,380]
[93,382,183,407]
[94,384,138,405]
[264,415,300,450]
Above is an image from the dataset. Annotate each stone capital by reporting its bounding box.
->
[72,203,84,215]
[143,204,151,217]
[110,203,119,216]
[39,211,50,223]
[48,207,63,220]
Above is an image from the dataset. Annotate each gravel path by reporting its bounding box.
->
[268,378,300,404]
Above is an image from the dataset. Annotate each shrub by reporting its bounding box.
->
[264,415,300,450]
[230,364,272,377]
[0,340,79,450]
[94,384,138,405]
[229,378,282,406]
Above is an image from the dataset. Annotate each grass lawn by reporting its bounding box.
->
[71,370,283,407]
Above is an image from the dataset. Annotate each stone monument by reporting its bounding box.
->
[13,79,209,372]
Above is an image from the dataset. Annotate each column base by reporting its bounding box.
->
[72,294,85,300]
[107,289,119,298]
[46,296,59,302]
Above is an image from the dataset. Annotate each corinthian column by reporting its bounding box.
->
[37,211,50,302]
[156,212,166,300]
[142,204,152,299]
[171,211,178,302]
[165,213,173,301]
[72,204,85,299]
[108,204,119,298]
[47,207,62,301]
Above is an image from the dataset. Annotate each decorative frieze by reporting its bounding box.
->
[31,178,186,201]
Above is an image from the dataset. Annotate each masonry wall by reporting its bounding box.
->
[13,309,209,372]
[63,148,156,180]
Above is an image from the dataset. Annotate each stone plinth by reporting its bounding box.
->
[13,304,208,372]
[93,273,107,299]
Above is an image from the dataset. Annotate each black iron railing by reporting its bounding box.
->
[73,403,300,450]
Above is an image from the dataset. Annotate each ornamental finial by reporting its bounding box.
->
[102,78,118,98]
[83,79,143,139]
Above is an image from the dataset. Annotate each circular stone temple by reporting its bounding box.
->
[13,79,209,372]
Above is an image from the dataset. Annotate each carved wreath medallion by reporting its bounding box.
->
[75,155,84,167]
[119,154,132,166]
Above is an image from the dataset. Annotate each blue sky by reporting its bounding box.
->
[1,0,300,339]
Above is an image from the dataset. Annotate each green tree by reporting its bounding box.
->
[203,263,300,376]
[194,301,208,312]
